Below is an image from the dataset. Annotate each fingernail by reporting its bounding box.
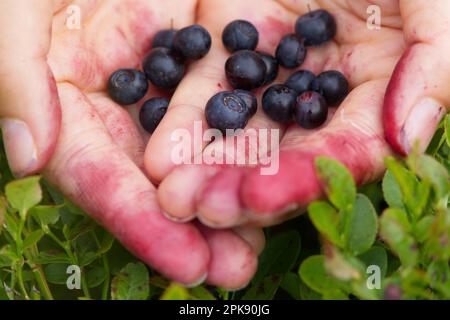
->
[402,98,446,154]
[0,119,37,177]
[161,210,196,223]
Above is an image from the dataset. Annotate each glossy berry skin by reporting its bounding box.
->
[275,34,307,69]
[108,69,148,105]
[139,97,169,134]
[234,89,258,116]
[142,48,185,89]
[152,29,177,49]
[294,91,328,129]
[257,51,279,85]
[285,70,316,95]
[205,92,251,134]
[262,84,297,123]
[295,9,337,46]
[314,70,349,105]
[225,50,267,90]
[222,20,259,53]
[173,24,212,60]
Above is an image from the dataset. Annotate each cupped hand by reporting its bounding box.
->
[148,0,449,228]
[0,0,264,289]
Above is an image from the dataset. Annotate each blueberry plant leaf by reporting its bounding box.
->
[0,280,8,300]
[44,263,71,285]
[280,272,302,300]
[160,283,189,300]
[382,170,404,209]
[5,176,42,219]
[22,230,45,250]
[111,262,149,300]
[299,255,344,294]
[190,286,216,300]
[344,194,378,255]
[315,157,356,212]
[308,201,342,247]
[324,246,363,282]
[357,246,388,278]
[380,208,418,268]
[86,265,107,288]
[322,289,349,300]
[253,230,301,283]
[30,205,60,232]
[445,114,450,146]
[242,275,282,300]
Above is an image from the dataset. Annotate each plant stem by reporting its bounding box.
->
[92,232,110,300]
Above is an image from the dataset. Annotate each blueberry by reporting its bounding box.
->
[262,84,297,123]
[152,29,177,49]
[139,97,169,134]
[257,51,279,85]
[314,70,349,105]
[225,50,267,90]
[142,47,185,89]
[295,9,337,46]
[222,20,259,52]
[108,69,148,105]
[285,70,316,95]
[294,91,328,129]
[205,92,251,134]
[234,89,257,116]
[276,34,307,69]
[173,24,212,60]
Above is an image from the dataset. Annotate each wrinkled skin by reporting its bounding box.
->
[0,0,264,290]
[148,0,450,228]
[1,0,449,288]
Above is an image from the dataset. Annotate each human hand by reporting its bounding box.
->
[0,0,263,289]
[148,0,449,227]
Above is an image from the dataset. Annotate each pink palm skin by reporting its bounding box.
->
[148,0,450,228]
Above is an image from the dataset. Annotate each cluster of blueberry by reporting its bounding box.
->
[108,24,212,133]
[206,9,349,133]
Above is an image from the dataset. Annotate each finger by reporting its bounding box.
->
[144,0,298,183]
[198,80,392,226]
[198,224,258,290]
[0,1,61,177]
[233,226,266,255]
[384,0,450,155]
[45,83,210,285]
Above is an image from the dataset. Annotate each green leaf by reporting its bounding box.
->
[358,246,388,278]
[86,265,107,288]
[308,201,342,247]
[315,157,356,211]
[253,230,301,283]
[97,233,115,255]
[22,230,44,249]
[280,272,301,300]
[0,280,9,300]
[160,283,189,300]
[415,216,434,243]
[380,208,418,267]
[44,263,70,285]
[0,245,17,268]
[5,176,42,218]
[242,275,282,300]
[344,194,378,255]
[445,114,450,146]
[299,279,321,300]
[79,251,97,267]
[322,289,348,300]
[409,154,449,202]
[382,170,404,209]
[324,246,364,281]
[4,213,19,237]
[299,255,343,294]
[190,286,216,300]
[30,206,60,230]
[111,262,149,300]
[35,251,70,264]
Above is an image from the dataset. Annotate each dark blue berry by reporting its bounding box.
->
[108,69,148,105]
[152,29,177,49]
[139,97,169,134]
[276,34,307,69]
[294,91,328,129]
[295,9,337,46]
[257,51,279,85]
[285,70,316,95]
[225,50,267,90]
[314,70,349,105]
[262,84,297,123]
[142,48,185,89]
[205,92,251,134]
[222,20,259,53]
[234,89,257,116]
[173,24,212,60]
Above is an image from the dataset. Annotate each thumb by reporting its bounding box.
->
[0,0,61,177]
[384,0,449,155]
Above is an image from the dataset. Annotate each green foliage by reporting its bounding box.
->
[0,116,449,300]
